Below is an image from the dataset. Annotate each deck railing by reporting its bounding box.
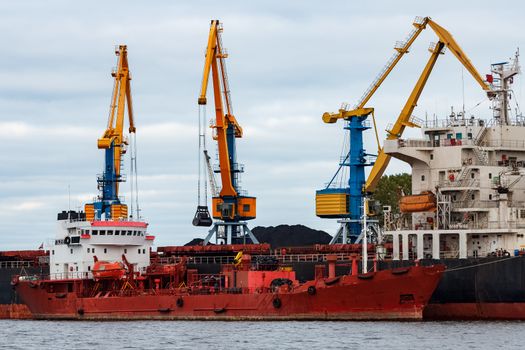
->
[18,271,93,281]
[154,253,362,266]
[0,261,36,269]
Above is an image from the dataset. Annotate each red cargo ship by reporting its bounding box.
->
[14,246,444,320]
[12,33,448,320]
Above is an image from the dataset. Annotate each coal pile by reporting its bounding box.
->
[252,224,332,249]
[184,224,332,248]
[184,238,206,246]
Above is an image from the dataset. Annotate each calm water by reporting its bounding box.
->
[0,320,523,349]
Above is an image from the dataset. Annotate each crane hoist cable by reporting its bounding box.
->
[197,104,208,205]
[129,131,140,219]
[194,99,213,226]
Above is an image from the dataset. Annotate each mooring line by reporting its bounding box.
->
[443,256,518,273]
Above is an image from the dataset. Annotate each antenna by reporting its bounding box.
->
[68,184,71,212]
[461,67,465,118]
[133,133,140,219]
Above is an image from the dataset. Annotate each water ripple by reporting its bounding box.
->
[0,320,523,349]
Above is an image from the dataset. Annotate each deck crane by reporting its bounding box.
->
[316,16,492,244]
[494,168,525,194]
[193,20,258,245]
[85,45,137,221]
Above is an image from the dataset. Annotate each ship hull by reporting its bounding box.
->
[424,303,525,320]
[15,265,443,320]
[7,257,525,320]
[0,265,44,319]
[423,256,525,320]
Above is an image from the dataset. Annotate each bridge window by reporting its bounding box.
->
[100,230,106,236]
[115,230,120,236]
[92,230,98,235]
[107,230,113,236]
[127,231,132,236]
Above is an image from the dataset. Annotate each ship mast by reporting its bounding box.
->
[490,50,521,125]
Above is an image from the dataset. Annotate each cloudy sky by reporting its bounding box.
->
[0,0,523,249]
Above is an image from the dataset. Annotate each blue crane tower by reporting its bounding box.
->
[316,108,375,243]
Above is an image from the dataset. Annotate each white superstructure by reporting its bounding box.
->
[49,211,154,279]
[384,52,525,260]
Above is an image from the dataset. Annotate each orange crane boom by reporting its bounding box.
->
[197,20,256,223]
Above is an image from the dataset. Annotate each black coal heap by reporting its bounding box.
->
[184,224,332,248]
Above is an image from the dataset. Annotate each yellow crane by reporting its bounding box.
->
[85,45,136,221]
[323,16,492,193]
[317,16,492,243]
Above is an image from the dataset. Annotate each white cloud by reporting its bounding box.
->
[10,200,45,211]
[0,0,523,249]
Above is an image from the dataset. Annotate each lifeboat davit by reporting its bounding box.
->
[92,261,125,280]
[399,191,437,213]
